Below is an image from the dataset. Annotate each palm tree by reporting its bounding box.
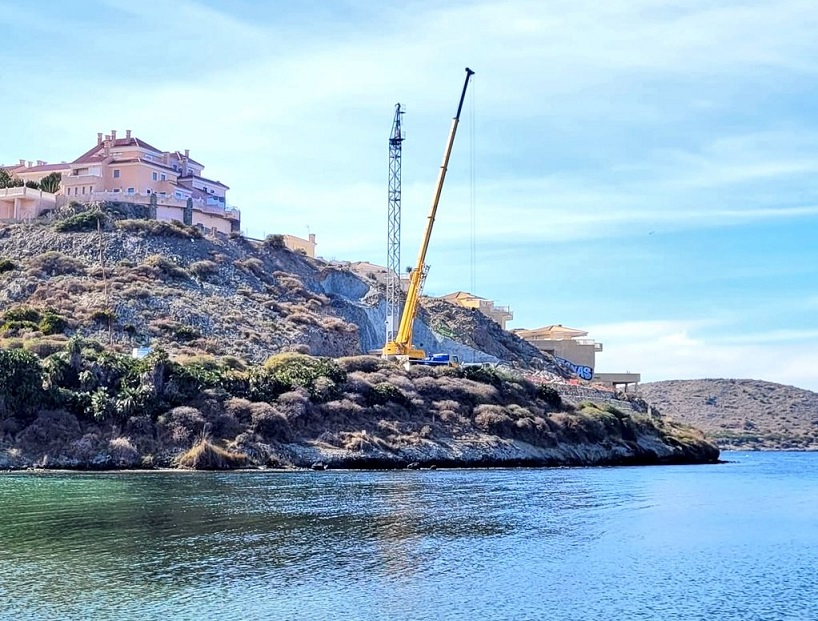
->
[39,172,61,193]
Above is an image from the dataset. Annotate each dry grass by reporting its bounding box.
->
[28,251,87,276]
[189,260,219,279]
[175,438,248,469]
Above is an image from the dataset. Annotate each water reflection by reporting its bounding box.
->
[2,455,817,621]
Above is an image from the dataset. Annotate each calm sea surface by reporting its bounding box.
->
[1,452,816,621]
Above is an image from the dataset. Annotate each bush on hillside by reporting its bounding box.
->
[535,384,562,409]
[141,254,189,280]
[38,310,68,335]
[0,258,16,273]
[53,210,107,232]
[116,218,202,239]
[189,260,219,279]
[264,234,286,249]
[0,349,45,419]
[29,251,86,276]
[3,306,41,323]
[264,353,347,394]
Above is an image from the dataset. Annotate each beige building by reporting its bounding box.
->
[283,233,317,257]
[515,324,640,389]
[0,186,58,220]
[514,325,602,372]
[440,291,514,329]
[2,130,239,234]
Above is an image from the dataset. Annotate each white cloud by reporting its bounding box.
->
[586,319,818,391]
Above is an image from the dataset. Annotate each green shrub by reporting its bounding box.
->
[23,339,67,358]
[536,384,562,409]
[173,325,201,342]
[264,234,286,249]
[3,306,41,323]
[116,219,202,239]
[604,403,627,419]
[142,254,189,279]
[53,210,107,232]
[90,308,117,323]
[0,320,39,334]
[264,353,346,393]
[39,311,67,335]
[0,349,45,419]
[367,381,409,407]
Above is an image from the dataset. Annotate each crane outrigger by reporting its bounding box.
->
[382,67,475,365]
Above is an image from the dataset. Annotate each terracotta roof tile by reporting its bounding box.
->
[72,136,163,164]
[15,163,71,173]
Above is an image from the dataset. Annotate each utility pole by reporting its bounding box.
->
[386,103,404,345]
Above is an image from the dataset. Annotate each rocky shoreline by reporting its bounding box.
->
[0,352,719,472]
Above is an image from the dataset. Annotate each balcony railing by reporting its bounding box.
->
[56,191,240,220]
[0,186,56,199]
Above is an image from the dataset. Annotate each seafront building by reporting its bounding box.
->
[514,324,641,391]
[1,130,239,235]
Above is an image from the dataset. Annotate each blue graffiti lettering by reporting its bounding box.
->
[554,357,594,381]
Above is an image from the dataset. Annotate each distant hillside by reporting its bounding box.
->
[640,379,818,450]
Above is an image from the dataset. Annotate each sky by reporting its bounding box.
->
[1,0,817,389]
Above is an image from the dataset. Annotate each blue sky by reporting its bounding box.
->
[2,0,818,389]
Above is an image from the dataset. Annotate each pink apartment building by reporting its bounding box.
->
[1,130,239,234]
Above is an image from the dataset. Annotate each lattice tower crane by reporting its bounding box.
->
[385,103,404,345]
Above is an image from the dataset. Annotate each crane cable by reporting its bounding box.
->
[469,74,477,296]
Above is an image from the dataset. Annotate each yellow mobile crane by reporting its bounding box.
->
[382,67,475,365]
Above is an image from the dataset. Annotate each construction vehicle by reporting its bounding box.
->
[413,353,461,367]
[382,67,475,366]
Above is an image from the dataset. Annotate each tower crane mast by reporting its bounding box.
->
[385,104,404,345]
[383,68,475,361]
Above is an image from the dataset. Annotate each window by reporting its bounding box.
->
[146,189,151,194]
[152,172,158,181]
[113,189,120,193]
[82,187,86,195]
[113,169,120,178]
[127,187,135,195]
[160,173,166,181]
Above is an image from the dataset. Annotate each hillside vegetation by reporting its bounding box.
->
[0,204,719,468]
[0,344,718,469]
[0,202,557,370]
[640,379,818,450]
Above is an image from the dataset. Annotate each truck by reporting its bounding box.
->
[412,353,460,368]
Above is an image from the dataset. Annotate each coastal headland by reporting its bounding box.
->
[0,206,719,469]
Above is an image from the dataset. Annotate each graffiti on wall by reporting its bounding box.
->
[554,356,594,381]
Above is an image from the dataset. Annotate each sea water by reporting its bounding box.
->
[1,452,816,620]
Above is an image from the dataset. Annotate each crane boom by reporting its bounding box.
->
[383,67,475,360]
